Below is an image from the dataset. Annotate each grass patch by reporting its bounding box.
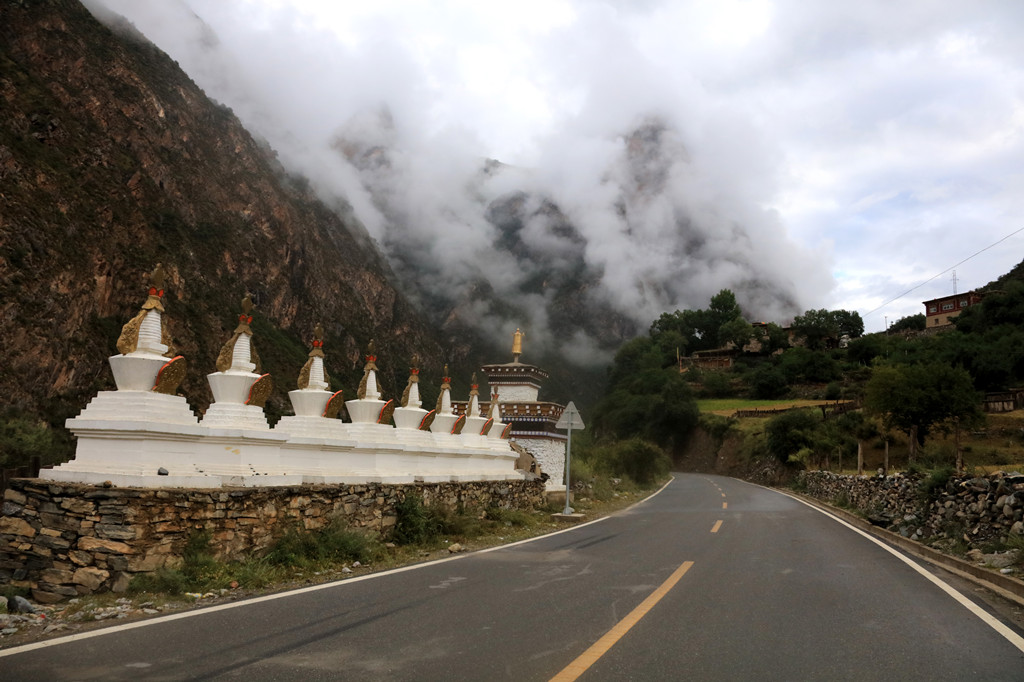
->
[130,520,385,596]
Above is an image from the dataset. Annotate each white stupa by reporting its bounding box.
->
[429,365,464,436]
[392,356,434,439]
[343,341,396,446]
[275,324,347,439]
[71,263,196,425]
[200,295,273,430]
[47,264,205,485]
[461,373,490,445]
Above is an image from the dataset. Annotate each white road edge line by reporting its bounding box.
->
[774,487,1024,654]
[1,479,676,658]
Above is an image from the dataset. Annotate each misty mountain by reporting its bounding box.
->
[81,0,829,365]
[334,113,808,362]
[0,0,466,441]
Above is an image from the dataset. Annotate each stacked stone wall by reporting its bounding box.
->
[0,478,545,603]
[800,471,1024,546]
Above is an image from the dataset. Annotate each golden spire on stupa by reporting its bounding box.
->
[115,263,174,356]
[512,327,524,363]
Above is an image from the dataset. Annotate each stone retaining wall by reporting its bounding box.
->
[0,478,546,603]
[800,470,1024,546]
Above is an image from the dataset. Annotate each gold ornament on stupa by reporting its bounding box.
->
[434,363,451,412]
[216,295,262,372]
[297,323,329,389]
[400,354,420,408]
[116,263,175,356]
[356,340,379,400]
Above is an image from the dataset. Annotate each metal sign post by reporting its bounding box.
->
[555,401,585,515]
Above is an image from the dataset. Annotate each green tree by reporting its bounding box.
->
[790,308,863,348]
[708,289,742,316]
[779,347,841,383]
[719,317,754,350]
[863,363,982,461]
[651,309,699,347]
[765,410,820,464]
[889,313,925,332]
[955,281,1024,334]
[758,322,790,354]
[846,334,885,365]
[592,336,700,451]
[791,309,840,350]
[833,310,865,338]
[650,289,744,354]
[0,416,63,469]
[948,282,1024,390]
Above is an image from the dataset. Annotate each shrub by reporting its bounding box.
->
[701,372,734,398]
[587,476,616,501]
[918,466,954,499]
[788,446,815,469]
[749,365,788,399]
[779,347,841,383]
[266,518,383,567]
[698,413,733,441]
[597,439,671,486]
[765,409,820,463]
[391,493,447,545]
[824,382,842,400]
[129,566,192,595]
[180,530,219,580]
[129,530,222,595]
[0,414,65,469]
[568,456,595,485]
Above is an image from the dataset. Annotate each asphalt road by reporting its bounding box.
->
[3,475,1024,681]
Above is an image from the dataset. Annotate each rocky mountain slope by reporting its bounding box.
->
[0,0,469,459]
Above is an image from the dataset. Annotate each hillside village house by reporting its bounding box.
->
[923,291,983,327]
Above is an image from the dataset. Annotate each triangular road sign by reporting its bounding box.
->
[555,401,585,430]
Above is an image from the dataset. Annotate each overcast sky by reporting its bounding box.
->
[91,0,1024,334]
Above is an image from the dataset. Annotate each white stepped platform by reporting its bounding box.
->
[47,393,521,489]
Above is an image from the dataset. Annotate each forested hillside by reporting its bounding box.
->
[0,1,454,464]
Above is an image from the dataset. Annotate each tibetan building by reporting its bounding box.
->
[455,328,567,488]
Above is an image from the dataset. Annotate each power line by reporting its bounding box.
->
[863,225,1024,318]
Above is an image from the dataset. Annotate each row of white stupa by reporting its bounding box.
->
[41,266,521,489]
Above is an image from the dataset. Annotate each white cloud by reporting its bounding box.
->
[88,0,1024,338]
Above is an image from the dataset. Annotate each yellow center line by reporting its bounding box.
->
[549,561,695,682]
[710,520,723,533]
[722,501,728,509]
